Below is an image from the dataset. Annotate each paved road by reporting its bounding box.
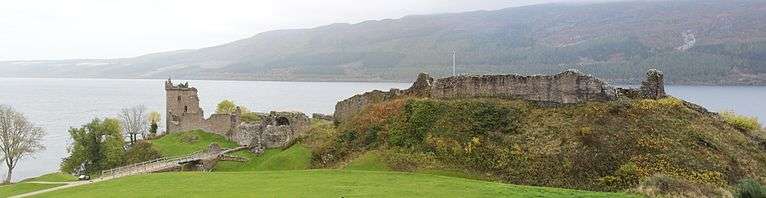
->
[9,178,110,198]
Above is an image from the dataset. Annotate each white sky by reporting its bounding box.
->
[0,0,591,61]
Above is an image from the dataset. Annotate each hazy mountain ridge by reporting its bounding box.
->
[1,0,766,84]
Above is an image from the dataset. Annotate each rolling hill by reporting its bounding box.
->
[1,0,765,85]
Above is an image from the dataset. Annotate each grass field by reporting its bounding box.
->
[30,170,640,198]
[1,183,65,197]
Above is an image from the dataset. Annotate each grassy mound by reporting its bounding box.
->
[31,170,638,198]
[315,97,766,192]
[150,130,240,157]
[149,130,312,172]
[21,172,77,183]
[215,145,312,171]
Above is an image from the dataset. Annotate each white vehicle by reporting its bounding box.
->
[78,175,91,181]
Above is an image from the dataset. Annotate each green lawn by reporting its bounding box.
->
[150,130,240,157]
[31,170,639,198]
[20,172,77,183]
[0,172,76,197]
[1,183,65,197]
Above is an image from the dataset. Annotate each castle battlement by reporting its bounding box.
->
[165,79,197,91]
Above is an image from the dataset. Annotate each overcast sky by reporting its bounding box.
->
[0,0,597,61]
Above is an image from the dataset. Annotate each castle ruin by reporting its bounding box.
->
[334,69,666,123]
[165,79,242,136]
[165,79,309,153]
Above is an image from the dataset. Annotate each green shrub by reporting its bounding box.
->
[125,141,163,164]
[735,179,766,198]
[60,118,126,175]
[721,111,761,132]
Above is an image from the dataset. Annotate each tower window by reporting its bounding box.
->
[178,96,182,101]
[184,106,188,113]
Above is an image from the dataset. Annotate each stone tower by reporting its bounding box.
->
[639,69,666,99]
[165,79,206,133]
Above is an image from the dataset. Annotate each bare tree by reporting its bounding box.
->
[119,105,148,144]
[0,105,46,184]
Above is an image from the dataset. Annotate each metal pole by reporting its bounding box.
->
[452,50,456,76]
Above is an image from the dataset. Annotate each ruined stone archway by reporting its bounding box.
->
[276,117,290,126]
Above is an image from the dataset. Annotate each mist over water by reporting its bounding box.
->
[0,78,763,182]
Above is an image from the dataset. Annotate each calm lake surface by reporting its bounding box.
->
[0,78,764,181]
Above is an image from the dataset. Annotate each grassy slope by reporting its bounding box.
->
[344,151,391,171]
[215,145,312,171]
[323,97,766,191]
[20,172,76,183]
[32,170,639,198]
[1,172,75,197]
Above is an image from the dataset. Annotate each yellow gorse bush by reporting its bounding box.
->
[720,111,761,132]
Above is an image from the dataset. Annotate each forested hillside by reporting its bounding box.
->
[1,0,765,85]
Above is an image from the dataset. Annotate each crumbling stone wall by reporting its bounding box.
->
[334,69,667,124]
[333,73,433,123]
[640,69,666,99]
[431,70,618,103]
[236,111,310,153]
[333,89,404,123]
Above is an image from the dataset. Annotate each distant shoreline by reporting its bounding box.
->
[1,76,765,86]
